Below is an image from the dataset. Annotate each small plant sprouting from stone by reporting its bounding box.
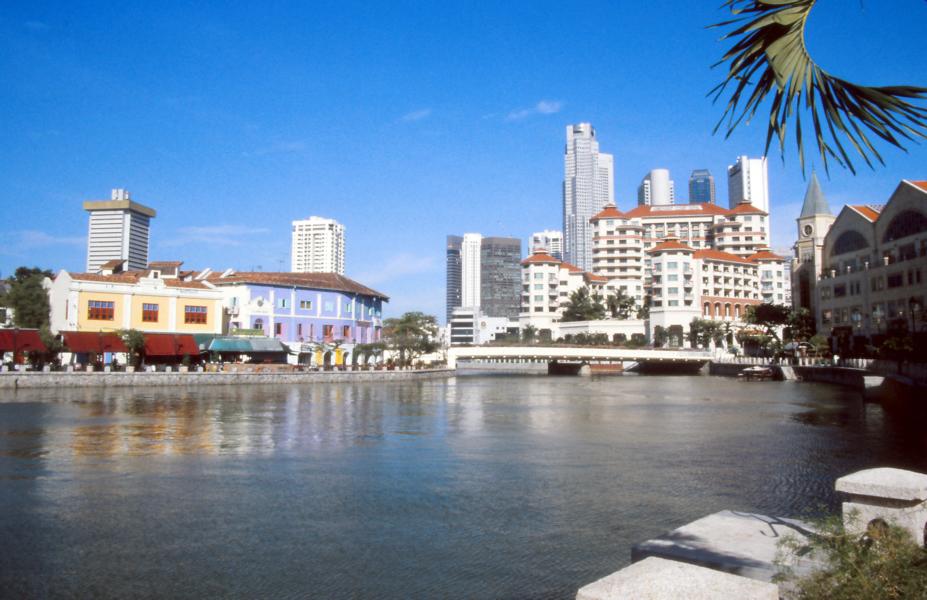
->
[774,511,927,599]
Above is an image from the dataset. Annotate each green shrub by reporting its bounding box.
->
[776,514,927,599]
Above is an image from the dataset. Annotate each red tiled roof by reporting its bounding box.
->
[693,249,754,264]
[143,333,200,357]
[911,181,927,192]
[647,239,695,253]
[590,204,625,222]
[521,252,561,266]
[99,259,126,270]
[68,271,214,290]
[584,273,608,283]
[728,202,768,215]
[62,331,128,353]
[205,271,389,299]
[0,329,46,353]
[848,205,882,222]
[560,262,584,273]
[747,250,785,262]
[148,261,183,268]
[623,203,730,218]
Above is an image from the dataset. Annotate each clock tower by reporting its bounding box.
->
[791,172,835,314]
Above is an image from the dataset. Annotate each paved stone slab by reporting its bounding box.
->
[836,467,927,502]
[576,556,779,600]
[631,510,818,582]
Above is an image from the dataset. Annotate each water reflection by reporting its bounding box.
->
[1,376,925,599]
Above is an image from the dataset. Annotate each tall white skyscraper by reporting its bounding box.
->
[562,123,614,271]
[727,156,769,213]
[530,230,563,259]
[460,233,482,308]
[291,216,345,274]
[637,169,675,206]
[84,189,156,272]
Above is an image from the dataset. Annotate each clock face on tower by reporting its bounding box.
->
[803,224,813,237]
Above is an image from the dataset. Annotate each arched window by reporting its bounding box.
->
[883,210,927,243]
[253,318,264,331]
[831,230,869,255]
[704,302,711,317]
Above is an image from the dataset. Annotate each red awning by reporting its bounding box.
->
[0,329,47,353]
[62,331,128,353]
[143,333,199,357]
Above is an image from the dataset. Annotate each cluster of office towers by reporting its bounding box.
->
[446,123,772,324]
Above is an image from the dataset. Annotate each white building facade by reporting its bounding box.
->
[562,123,614,272]
[291,216,345,274]
[84,189,156,272]
[637,169,675,206]
[530,230,563,259]
[727,156,770,214]
[460,233,483,309]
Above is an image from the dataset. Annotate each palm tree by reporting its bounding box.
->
[711,0,927,174]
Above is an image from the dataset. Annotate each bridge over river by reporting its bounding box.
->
[447,346,712,375]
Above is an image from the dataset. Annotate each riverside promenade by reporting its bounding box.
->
[0,368,454,389]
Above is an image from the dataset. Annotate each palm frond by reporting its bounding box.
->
[710,0,927,174]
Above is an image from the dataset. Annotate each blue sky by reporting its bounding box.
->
[2,1,926,321]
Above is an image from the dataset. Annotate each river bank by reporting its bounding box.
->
[0,368,454,389]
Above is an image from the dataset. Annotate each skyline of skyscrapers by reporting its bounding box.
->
[637,169,675,206]
[562,123,614,272]
[84,188,156,272]
[688,169,716,204]
[290,216,345,274]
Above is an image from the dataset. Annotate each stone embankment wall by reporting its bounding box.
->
[0,369,454,390]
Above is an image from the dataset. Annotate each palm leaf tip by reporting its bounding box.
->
[710,0,927,174]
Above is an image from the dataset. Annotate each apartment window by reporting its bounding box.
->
[833,284,846,298]
[668,300,679,306]
[323,324,334,338]
[88,300,115,321]
[887,273,904,289]
[184,305,208,324]
[343,325,351,338]
[534,273,544,280]
[324,301,334,312]
[275,323,282,335]
[534,284,544,290]
[344,301,352,314]
[297,323,303,337]
[300,300,312,310]
[667,274,678,282]
[667,262,678,269]
[668,287,679,295]
[278,298,288,309]
[534,295,544,302]
[142,303,159,322]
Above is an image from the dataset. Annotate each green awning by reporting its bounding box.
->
[207,337,288,353]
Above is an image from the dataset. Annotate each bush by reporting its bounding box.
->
[776,514,927,600]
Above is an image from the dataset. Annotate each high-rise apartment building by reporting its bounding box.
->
[461,233,482,308]
[637,169,675,206]
[727,156,769,213]
[446,235,463,323]
[84,189,156,272]
[291,216,345,274]
[530,230,563,259]
[480,237,522,319]
[688,169,716,204]
[563,123,614,271]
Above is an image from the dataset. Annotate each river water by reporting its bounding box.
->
[1,375,925,599]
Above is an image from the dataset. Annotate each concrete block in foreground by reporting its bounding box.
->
[631,510,817,582]
[576,556,778,600]
[836,467,927,546]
